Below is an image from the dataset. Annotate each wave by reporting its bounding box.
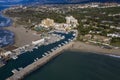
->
[106,54,120,58]
[0,16,12,27]
[0,29,15,47]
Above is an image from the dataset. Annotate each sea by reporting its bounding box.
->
[0,0,38,47]
[0,1,120,80]
[0,4,14,47]
[24,51,120,80]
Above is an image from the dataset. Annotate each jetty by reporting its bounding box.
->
[6,42,74,80]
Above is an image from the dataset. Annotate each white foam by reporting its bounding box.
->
[106,54,120,58]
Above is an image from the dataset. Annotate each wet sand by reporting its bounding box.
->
[4,26,40,47]
[69,41,120,56]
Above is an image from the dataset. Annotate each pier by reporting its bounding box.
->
[6,42,74,80]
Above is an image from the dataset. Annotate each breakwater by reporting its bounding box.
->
[6,41,74,80]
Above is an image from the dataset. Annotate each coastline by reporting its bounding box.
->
[6,42,74,80]
[2,12,120,56]
[69,41,120,56]
[1,7,41,48]
[2,16,40,48]
[4,26,41,47]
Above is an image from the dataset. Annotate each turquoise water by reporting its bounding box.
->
[24,51,120,80]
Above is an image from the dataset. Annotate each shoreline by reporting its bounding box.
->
[1,6,41,48]
[69,41,120,56]
[6,42,74,80]
[2,10,41,48]
[4,26,41,47]
[2,8,41,47]
[9,41,120,80]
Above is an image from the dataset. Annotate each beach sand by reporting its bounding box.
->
[69,41,120,56]
[4,26,40,47]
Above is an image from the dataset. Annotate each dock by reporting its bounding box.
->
[6,42,74,80]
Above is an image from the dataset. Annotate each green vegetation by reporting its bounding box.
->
[5,9,66,25]
[110,38,120,47]
[4,5,120,47]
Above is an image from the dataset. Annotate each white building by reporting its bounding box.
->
[107,33,120,38]
[32,39,45,45]
[91,4,99,8]
[4,51,12,57]
[65,16,79,28]
[54,23,71,31]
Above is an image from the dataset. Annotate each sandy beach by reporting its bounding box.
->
[69,41,120,56]
[4,26,40,47]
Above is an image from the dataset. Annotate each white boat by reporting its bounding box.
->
[73,34,76,36]
[44,53,48,55]
[34,59,37,62]
[12,56,18,60]
[42,54,45,57]
[35,46,38,49]
[36,58,39,60]
[58,44,61,47]
[18,67,23,71]
[12,69,18,74]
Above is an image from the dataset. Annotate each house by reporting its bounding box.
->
[92,35,111,44]
[107,33,120,38]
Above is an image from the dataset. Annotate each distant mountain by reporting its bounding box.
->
[44,0,120,3]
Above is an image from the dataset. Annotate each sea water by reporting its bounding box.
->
[24,51,120,80]
[0,4,14,47]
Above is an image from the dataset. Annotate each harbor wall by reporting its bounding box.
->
[6,41,74,80]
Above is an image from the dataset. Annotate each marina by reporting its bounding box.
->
[0,31,66,61]
[6,41,74,80]
[0,31,77,80]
